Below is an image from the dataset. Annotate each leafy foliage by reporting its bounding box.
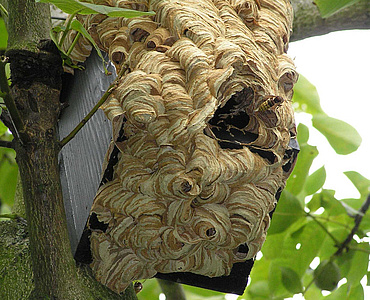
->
[36,0,155,17]
[0,121,17,215]
[0,17,8,50]
[39,0,154,73]
[314,0,361,18]
[292,75,362,155]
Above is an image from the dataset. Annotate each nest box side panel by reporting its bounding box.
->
[58,52,115,253]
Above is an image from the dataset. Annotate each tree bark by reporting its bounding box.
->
[6,1,87,298]
[291,0,370,42]
[2,0,137,299]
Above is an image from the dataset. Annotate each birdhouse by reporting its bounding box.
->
[60,0,299,295]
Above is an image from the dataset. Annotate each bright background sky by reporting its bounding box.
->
[287,29,370,299]
[288,29,370,200]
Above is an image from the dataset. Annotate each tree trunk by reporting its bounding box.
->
[6,0,88,297]
[1,0,137,299]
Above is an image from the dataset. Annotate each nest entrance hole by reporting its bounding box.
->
[205,87,258,150]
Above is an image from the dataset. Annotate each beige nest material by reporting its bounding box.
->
[66,0,299,294]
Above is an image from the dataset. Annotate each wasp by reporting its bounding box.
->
[258,96,284,112]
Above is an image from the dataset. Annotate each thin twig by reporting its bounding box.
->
[306,212,340,246]
[0,60,28,143]
[0,213,27,225]
[51,16,67,21]
[347,245,370,254]
[0,109,16,134]
[313,215,351,230]
[60,65,127,147]
[66,32,81,57]
[0,213,18,219]
[335,193,370,256]
[303,194,370,295]
[0,3,8,18]
[0,140,13,148]
[157,279,187,300]
[58,13,77,46]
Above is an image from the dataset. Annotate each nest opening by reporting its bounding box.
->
[89,213,108,232]
[234,243,249,259]
[205,87,258,150]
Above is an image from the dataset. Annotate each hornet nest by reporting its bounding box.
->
[67,0,299,294]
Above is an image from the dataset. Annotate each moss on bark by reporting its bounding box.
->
[0,220,33,299]
[0,220,140,299]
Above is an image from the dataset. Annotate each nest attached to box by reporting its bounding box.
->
[68,0,299,294]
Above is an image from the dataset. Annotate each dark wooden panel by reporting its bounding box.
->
[58,51,115,253]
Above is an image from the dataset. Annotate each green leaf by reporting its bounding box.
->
[302,272,323,300]
[323,283,347,300]
[269,190,304,234]
[0,17,8,50]
[0,153,18,206]
[268,263,283,295]
[262,232,287,260]
[346,243,370,287]
[304,166,326,196]
[264,220,327,277]
[318,228,349,261]
[0,120,8,136]
[137,279,161,300]
[36,0,155,17]
[320,190,347,217]
[292,75,323,115]
[182,283,225,298]
[312,114,362,155]
[307,193,322,212]
[314,0,360,18]
[247,280,270,298]
[297,123,309,145]
[0,203,11,215]
[52,25,66,33]
[290,221,327,273]
[314,260,341,291]
[280,266,303,294]
[343,171,370,199]
[70,19,109,74]
[286,142,318,195]
[347,284,364,300]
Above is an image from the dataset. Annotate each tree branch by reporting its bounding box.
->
[0,59,28,142]
[0,139,13,148]
[335,193,370,256]
[157,279,187,300]
[291,0,370,42]
[306,212,341,247]
[0,108,16,134]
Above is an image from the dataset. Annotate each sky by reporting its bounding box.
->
[288,29,370,200]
